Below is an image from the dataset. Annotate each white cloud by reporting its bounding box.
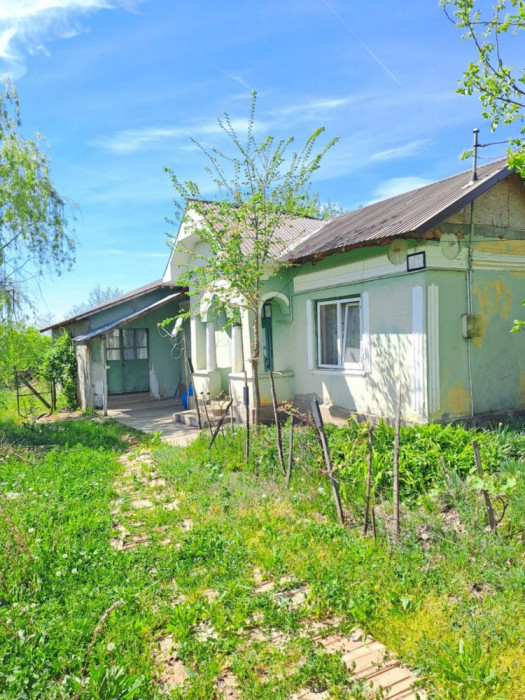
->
[369,176,432,203]
[0,0,144,79]
[92,117,268,154]
[371,139,428,162]
[273,95,359,118]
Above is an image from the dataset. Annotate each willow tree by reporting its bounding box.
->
[0,82,75,318]
[442,0,525,173]
[165,92,337,429]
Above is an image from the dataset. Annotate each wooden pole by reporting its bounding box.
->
[187,357,202,430]
[311,398,344,525]
[208,399,233,449]
[201,392,214,438]
[244,372,250,461]
[268,371,286,477]
[393,386,401,544]
[285,415,294,490]
[14,367,20,416]
[472,440,497,534]
[100,336,108,417]
[371,505,377,541]
[228,377,235,434]
[363,424,374,535]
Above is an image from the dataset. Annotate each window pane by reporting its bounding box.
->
[343,304,360,364]
[123,329,135,348]
[107,348,120,361]
[319,303,339,365]
[123,347,136,360]
[135,329,147,348]
[136,347,148,360]
[107,329,120,349]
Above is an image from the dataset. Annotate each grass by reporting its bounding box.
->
[0,410,524,698]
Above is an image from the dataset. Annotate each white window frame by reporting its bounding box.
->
[317,296,362,370]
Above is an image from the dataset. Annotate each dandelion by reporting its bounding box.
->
[71,568,78,574]
[28,528,35,533]
[107,642,116,652]
[56,571,62,577]
[62,553,68,559]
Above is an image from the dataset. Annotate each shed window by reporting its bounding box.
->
[317,298,361,369]
[122,329,149,360]
[106,329,121,361]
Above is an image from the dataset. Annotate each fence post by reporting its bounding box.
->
[269,370,285,477]
[311,398,344,525]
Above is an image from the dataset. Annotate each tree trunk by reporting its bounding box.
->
[251,310,261,432]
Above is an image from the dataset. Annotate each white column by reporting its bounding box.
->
[427,284,440,414]
[206,320,217,371]
[231,323,244,372]
[100,335,108,417]
[412,285,426,419]
[190,314,206,370]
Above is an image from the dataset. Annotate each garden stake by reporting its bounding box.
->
[187,357,202,430]
[393,385,401,544]
[363,424,374,535]
[371,505,377,541]
[201,392,214,438]
[311,398,344,525]
[285,414,294,489]
[208,399,233,448]
[244,372,250,461]
[269,370,286,476]
[228,377,235,434]
[472,439,497,534]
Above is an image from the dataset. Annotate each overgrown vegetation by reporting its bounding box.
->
[43,330,78,409]
[0,408,524,698]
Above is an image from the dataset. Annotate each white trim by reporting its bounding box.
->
[427,284,440,414]
[306,299,314,370]
[472,251,525,271]
[312,368,366,377]
[259,291,290,314]
[316,296,363,371]
[361,290,371,374]
[412,285,426,418]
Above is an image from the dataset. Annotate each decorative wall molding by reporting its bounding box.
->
[427,284,440,414]
[306,298,314,370]
[361,290,371,374]
[412,285,426,418]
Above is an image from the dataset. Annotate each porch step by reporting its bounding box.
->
[174,410,235,429]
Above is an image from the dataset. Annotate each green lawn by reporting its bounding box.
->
[0,414,524,699]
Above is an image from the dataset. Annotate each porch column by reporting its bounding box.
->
[100,334,108,417]
[230,323,244,372]
[206,320,217,371]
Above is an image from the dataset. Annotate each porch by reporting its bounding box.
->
[107,393,200,446]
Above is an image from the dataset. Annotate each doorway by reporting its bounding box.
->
[262,303,274,372]
[106,328,150,394]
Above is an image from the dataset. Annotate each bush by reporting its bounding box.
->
[44,330,77,409]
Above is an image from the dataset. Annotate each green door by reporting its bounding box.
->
[262,303,274,372]
[106,328,150,395]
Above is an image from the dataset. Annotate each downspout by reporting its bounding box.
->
[466,200,475,419]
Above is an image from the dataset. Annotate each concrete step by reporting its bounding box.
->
[174,410,235,429]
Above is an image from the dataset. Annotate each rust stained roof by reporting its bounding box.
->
[287,158,511,262]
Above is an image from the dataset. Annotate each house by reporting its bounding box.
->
[45,157,525,424]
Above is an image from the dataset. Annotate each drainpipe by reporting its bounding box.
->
[466,201,475,419]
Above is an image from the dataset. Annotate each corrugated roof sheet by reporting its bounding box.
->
[185,200,324,259]
[41,279,180,332]
[287,158,511,262]
[73,291,184,343]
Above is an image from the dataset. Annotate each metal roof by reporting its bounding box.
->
[287,158,512,262]
[73,291,184,343]
[41,279,179,332]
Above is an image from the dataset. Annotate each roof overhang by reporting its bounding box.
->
[73,291,184,343]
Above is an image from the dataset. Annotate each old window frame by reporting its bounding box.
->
[317,297,362,370]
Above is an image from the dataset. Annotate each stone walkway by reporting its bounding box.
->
[107,394,200,446]
[109,444,427,699]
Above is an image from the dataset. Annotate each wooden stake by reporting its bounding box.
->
[472,439,497,534]
[228,377,234,434]
[244,372,250,461]
[208,399,233,449]
[393,386,401,544]
[268,370,286,476]
[201,392,214,438]
[363,424,374,535]
[187,357,202,430]
[285,415,294,490]
[371,505,377,541]
[311,398,344,525]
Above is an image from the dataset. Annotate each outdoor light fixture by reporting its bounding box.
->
[407,251,426,271]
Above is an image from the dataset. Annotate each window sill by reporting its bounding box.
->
[312,367,367,377]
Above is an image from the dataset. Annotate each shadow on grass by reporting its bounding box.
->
[0,416,139,452]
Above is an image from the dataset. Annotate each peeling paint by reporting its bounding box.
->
[472,278,513,349]
[442,382,471,417]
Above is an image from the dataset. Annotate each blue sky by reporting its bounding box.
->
[0,0,518,323]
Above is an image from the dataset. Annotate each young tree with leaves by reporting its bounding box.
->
[0,81,75,318]
[165,92,338,429]
[442,0,525,173]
